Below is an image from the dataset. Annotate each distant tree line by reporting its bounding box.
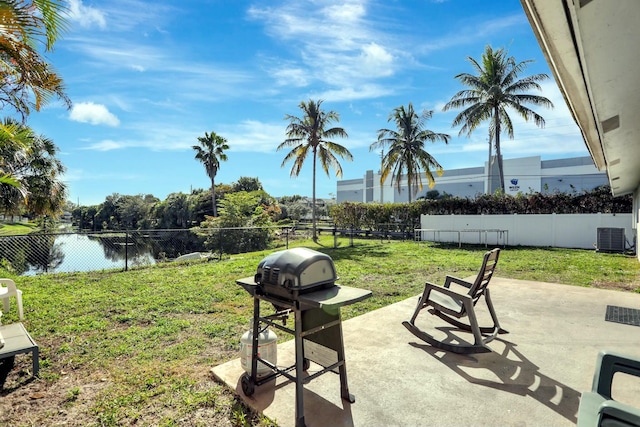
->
[69,177,332,233]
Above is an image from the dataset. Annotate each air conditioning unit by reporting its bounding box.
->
[596,228,625,253]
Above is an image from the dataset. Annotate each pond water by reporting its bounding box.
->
[21,233,156,276]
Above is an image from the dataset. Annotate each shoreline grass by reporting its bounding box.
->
[0,238,638,426]
[0,221,39,236]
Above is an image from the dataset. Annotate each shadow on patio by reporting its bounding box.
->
[212,278,640,427]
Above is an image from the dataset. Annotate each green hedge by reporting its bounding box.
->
[329,186,632,230]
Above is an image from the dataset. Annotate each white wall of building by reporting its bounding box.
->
[419,213,634,250]
[501,156,542,195]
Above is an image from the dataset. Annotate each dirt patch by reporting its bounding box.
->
[0,362,111,426]
[0,359,256,427]
[591,280,640,292]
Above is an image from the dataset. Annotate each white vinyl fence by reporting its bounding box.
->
[419,213,634,250]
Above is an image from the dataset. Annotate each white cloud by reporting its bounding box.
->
[67,0,107,29]
[70,102,120,126]
[324,3,366,22]
[417,14,526,56]
[220,120,286,153]
[66,38,163,69]
[248,1,398,100]
[83,140,124,151]
[65,37,256,100]
[359,42,394,77]
[94,1,175,33]
[78,124,204,152]
[311,84,394,102]
[272,67,309,87]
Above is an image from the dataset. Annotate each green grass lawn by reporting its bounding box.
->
[1,238,638,426]
[0,221,39,236]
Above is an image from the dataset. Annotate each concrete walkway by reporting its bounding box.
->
[212,278,640,427]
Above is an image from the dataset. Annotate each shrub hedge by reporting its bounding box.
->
[329,186,632,230]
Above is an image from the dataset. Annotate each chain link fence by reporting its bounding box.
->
[0,223,415,276]
[0,227,298,276]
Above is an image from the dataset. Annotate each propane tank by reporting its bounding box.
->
[240,324,277,377]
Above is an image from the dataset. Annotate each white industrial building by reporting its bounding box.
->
[337,155,607,204]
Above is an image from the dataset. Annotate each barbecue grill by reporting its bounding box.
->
[255,247,337,299]
[237,248,371,427]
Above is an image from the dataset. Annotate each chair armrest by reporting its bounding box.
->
[425,281,472,303]
[599,400,640,426]
[444,275,472,289]
[593,351,640,399]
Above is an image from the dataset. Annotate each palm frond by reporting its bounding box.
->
[0,0,70,118]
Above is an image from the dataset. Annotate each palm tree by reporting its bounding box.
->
[22,132,68,217]
[371,103,450,202]
[443,45,553,193]
[192,131,229,217]
[0,0,71,118]
[278,99,352,241]
[0,119,31,194]
[0,118,67,217]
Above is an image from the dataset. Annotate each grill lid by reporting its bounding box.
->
[255,248,337,290]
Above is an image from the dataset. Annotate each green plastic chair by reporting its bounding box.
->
[577,350,640,427]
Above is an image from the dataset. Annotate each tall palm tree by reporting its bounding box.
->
[0,0,71,118]
[192,131,229,217]
[278,99,352,241]
[443,45,553,193]
[371,103,450,202]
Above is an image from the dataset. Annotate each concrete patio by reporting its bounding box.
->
[212,278,640,427]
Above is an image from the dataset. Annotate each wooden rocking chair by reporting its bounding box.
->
[402,248,507,354]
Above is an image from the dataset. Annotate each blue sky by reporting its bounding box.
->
[28,0,590,206]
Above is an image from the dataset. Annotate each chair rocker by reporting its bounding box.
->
[402,248,507,354]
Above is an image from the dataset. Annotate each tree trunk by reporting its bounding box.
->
[487,137,492,194]
[211,176,217,217]
[407,153,413,203]
[494,106,505,193]
[312,148,317,242]
[496,135,505,193]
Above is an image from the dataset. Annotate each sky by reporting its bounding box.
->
[26,0,591,207]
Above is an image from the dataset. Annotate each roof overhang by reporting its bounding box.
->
[520,0,640,196]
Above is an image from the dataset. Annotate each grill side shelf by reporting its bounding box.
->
[298,285,372,310]
[236,277,372,310]
[236,277,259,296]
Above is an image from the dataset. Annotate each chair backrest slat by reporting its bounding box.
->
[468,248,500,302]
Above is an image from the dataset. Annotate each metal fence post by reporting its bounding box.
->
[219,228,223,260]
[125,230,129,271]
[286,228,289,249]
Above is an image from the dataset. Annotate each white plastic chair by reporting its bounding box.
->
[0,278,24,320]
